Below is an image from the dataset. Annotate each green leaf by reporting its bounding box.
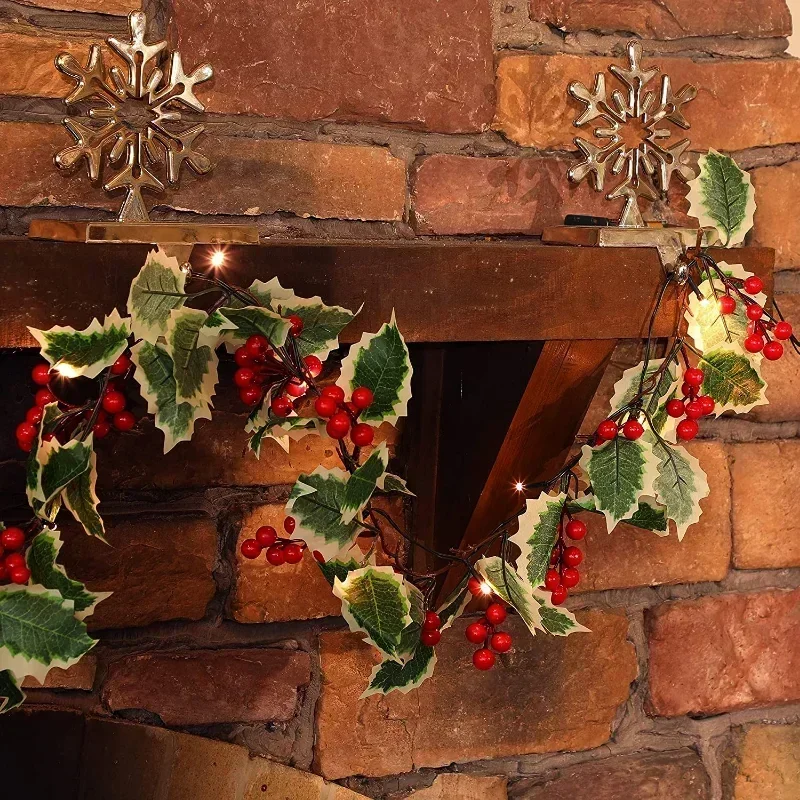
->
[510,493,565,590]
[0,669,24,713]
[317,557,363,588]
[127,247,187,340]
[26,404,63,522]
[625,498,668,535]
[651,439,710,540]
[610,358,678,438]
[477,556,543,637]
[35,437,93,506]
[361,643,436,698]
[580,438,658,531]
[699,345,767,415]
[340,444,389,524]
[377,473,415,496]
[131,341,211,453]
[338,314,412,425]
[219,306,291,349]
[285,469,362,562]
[28,309,131,380]
[63,451,105,540]
[534,593,590,636]
[687,150,756,247]
[396,583,425,664]
[436,573,471,632]
[0,586,95,684]
[333,566,412,662]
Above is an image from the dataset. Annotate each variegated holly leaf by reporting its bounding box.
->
[0,585,95,684]
[533,591,590,636]
[377,473,415,496]
[510,493,566,590]
[340,444,389,524]
[580,438,658,531]
[317,557,364,587]
[285,468,363,562]
[0,669,24,713]
[436,573,471,632]
[651,439,710,540]
[26,404,63,523]
[219,306,291,349]
[27,530,108,620]
[687,150,756,247]
[626,498,669,535]
[338,313,412,425]
[610,357,678,438]
[699,345,767,415]
[28,309,130,380]
[478,556,543,637]
[333,566,412,662]
[127,247,186,341]
[131,341,211,453]
[397,583,425,663]
[63,451,105,540]
[361,643,436,698]
[34,436,93,507]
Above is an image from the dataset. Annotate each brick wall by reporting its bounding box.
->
[1,1,800,799]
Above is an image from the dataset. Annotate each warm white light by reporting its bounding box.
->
[699,297,711,308]
[514,481,525,492]
[210,249,226,268]
[54,363,80,379]
[480,582,493,596]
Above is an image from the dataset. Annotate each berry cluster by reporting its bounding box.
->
[464,577,514,670]
[240,516,306,565]
[544,519,585,605]
[313,385,375,447]
[420,610,442,647]
[663,367,716,441]
[594,416,645,445]
[0,527,30,585]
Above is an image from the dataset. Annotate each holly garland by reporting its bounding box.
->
[1,153,796,711]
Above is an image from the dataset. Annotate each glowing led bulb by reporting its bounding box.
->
[210,249,226,268]
[480,582,493,596]
[514,481,525,492]
[54,363,80,378]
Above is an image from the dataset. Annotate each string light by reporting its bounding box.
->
[479,582,493,596]
[514,481,525,492]
[210,249,226,268]
[54,363,79,379]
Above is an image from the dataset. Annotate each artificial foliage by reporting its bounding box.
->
[0,152,795,709]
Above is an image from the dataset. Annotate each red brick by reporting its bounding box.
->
[752,163,800,270]
[407,775,508,800]
[22,655,97,691]
[529,0,791,39]
[495,54,800,151]
[648,589,800,717]
[172,0,494,133]
[102,648,311,725]
[315,612,636,779]
[728,724,800,800]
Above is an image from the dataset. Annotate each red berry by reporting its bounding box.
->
[271,395,293,418]
[314,395,338,418]
[490,632,513,653]
[744,334,765,354]
[544,569,561,591]
[622,419,644,440]
[465,622,489,643]
[288,315,304,336]
[351,387,374,410]
[1,527,25,551]
[304,355,323,378]
[550,549,560,565]
[313,550,325,564]
[239,386,262,406]
[25,406,43,425]
[240,538,262,559]
[485,602,507,626]
[684,368,704,388]
[256,526,278,548]
[467,576,484,597]
[596,419,618,441]
[350,423,374,447]
[326,412,351,439]
[744,276,764,295]
[113,411,136,431]
[718,295,736,315]
[565,519,587,540]
[562,546,583,568]
[421,629,441,647]
[698,395,716,416]
[18,439,32,453]
[245,334,269,356]
[746,303,764,321]
[473,648,495,671]
[677,419,699,441]
[4,553,25,570]
[266,544,286,566]
[92,420,111,439]
[284,516,296,535]
[775,321,793,341]
[685,400,705,420]
[666,399,686,418]
[285,379,307,398]
[102,390,126,414]
[234,367,255,387]
[35,388,56,407]
[763,341,784,361]
[32,363,52,385]
[110,353,132,375]
[423,611,441,631]
[234,347,254,367]
[561,567,580,588]
[321,385,346,404]
[284,543,304,564]
[9,566,30,585]
[681,382,695,398]
[550,585,568,605]
[15,422,37,443]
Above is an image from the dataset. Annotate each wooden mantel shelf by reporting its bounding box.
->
[0,237,774,349]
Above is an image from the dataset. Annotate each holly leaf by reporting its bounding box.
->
[0,669,24,713]
[127,247,186,341]
[0,585,95,684]
[377,473,415,496]
[285,469,362,562]
[436,573,471,632]
[396,583,426,664]
[338,313,412,425]
[687,150,756,247]
[34,436,93,507]
[28,309,131,380]
[477,556,543,637]
[63,451,105,540]
[333,566,412,662]
[533,592,590,636]
[510,493,565,590]
[610,357,678,438]
[580,438,658,531]
[340,444,389,524]
[218,306,291,349]
[131,341,211,453]
[651,439,710,541]
[361,643,436,699]
[26,404,63,523]
[699,345,767,415]
[625,498,669,535]
[317,557,363,587]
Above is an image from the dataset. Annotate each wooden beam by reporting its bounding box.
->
[0,239,773,348]
[438,338,616,599]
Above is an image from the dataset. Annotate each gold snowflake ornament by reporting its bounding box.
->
[54,11,213,222]
[568,41,697,228]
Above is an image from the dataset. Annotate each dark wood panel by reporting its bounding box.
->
[0,238,774,347]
